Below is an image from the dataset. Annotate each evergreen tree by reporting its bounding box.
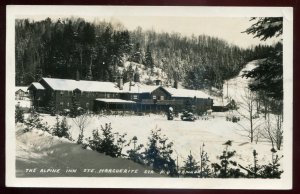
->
[127,136,144,164]
[199,143,211,178]
[52,115,61,136]
[97,123,119,157]
[133,66,140,82]
[24,108,43,132]
[143,129,178,176]
[145,45,154,69]
[47,94,56,116]
[52,116,70,139]
[211,141,244,178]
[242,17,283,110]
[88,123,127,158]
[243,17,282,41]
[131,43,143,64]
[181,151,200,177]
[70,92,80,117]
[15,105,25,123]
[260,148,283,178]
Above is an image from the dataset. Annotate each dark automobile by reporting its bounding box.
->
[181,111,196,121]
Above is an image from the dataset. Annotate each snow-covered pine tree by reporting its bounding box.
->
[143,129,178,176]
[133,66,140,82]
[127,136,144,164]
[145,45,154,69]
[260,148,283,178]
[52,116,70,139]
[131,43,143,64]
[181,151,200,177]
[47,94,56,116]
[199,143,211,178]
[88,123,127,158]
[98,123,119,157]
[24,108,43,132]
[211,141,244,178]
[52,115,61,136]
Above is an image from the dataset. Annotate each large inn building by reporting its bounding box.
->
[27,77,213,114]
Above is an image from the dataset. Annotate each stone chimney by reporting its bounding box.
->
[174,80,178,89]
[76,69,80,81]
[118,77,123,90]
[155,79,161,86]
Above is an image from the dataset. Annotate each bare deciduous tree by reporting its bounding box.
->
[72,113,90,144]
[261,113,283,150]
[236,88,262,143]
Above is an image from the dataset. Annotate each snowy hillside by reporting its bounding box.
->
[119,61,169,85]
[211,60,257,111]
[222,60,257,104]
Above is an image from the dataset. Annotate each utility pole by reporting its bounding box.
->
[227,80,229,98]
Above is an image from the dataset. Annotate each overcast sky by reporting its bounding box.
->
[108,16,281,48]
[15,1,285,50]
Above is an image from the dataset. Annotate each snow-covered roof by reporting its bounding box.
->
[164,87,211,99]
[15,86,28,92]
[122,82,160,93]
[30,82,45,90]
[213,98,231,106]
[95,98,136,104]
[42,78,121,93]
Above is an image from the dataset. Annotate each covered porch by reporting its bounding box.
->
[94,98,137,112]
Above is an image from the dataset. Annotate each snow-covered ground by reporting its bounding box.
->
[33,112,279,168]
[15,98,31,108]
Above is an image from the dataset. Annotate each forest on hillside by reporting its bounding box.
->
[15,17,274,90]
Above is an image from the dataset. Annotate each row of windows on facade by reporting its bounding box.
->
[55,91,120,98]
[57,96,165,108]
[55,91,164,101]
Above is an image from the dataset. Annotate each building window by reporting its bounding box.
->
[60,102,64,106]
[86,102,89,109]
[133,95,138,100]
[106,93,110,98]
[160,96,165,100]
[67,102,69,107]
[153,95,156,100]
[60,91,64,96]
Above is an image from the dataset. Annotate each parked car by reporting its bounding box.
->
[226,114,240,123]
[60,108,71,116]
[181,111,196,121]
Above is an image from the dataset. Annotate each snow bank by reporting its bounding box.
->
[16,125,162,177]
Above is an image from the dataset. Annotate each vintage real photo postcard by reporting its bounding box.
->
[6,5,293,189]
